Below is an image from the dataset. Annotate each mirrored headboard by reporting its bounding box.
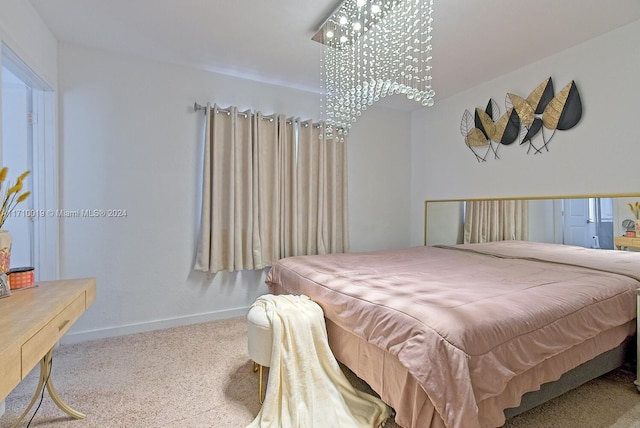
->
[424,193,640,247]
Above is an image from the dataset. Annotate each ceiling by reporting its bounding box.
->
[29,0,640,110]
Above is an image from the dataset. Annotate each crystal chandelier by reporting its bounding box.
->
[313,0,435,139]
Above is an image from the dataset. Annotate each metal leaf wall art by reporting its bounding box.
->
[460,77,582,162]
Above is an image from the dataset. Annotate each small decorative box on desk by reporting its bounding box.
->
[8,266,35,290]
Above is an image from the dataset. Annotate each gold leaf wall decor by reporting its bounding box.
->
[465,128,491,162]
[475,108,497,140]
[507,93,535,127]
[466,128,489,147]
[459,77,582,162]
[526,77,555,114]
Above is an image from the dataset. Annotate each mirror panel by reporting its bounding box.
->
[424,194,640,248]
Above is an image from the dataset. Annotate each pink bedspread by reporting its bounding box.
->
[265,241,640,428]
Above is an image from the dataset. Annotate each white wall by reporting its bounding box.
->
[0,0,57,89]
[57,43,412,342]
[348,105,411,251]
[410,20,640,245]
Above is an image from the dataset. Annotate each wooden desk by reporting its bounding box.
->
[614,236,640,250]
[0,278,96,426]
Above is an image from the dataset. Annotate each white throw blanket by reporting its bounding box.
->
[246,294,391,428]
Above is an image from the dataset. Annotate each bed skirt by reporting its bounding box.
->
[325,317,634,428]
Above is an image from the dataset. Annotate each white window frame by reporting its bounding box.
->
[1,43,59,281]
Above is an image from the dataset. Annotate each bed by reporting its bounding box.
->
[265,240,640,428]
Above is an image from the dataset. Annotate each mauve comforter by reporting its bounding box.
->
[265,241,640,428]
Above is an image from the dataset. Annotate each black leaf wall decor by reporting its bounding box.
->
[521,118,543,147]
[494,108,521,146]
[475,104,502,160]
[542,81,582,131]
[459,77,582,161]
[475,107,495,140]
[485,98,501,121]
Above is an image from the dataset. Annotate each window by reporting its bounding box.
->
[1,43,58,280]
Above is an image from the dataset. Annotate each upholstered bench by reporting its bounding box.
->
[247,304,273,403]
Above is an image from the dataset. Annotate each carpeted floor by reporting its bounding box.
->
[1,317,639,428]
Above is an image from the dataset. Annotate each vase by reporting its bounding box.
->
[0,230,11,274]
[636,220,640,238]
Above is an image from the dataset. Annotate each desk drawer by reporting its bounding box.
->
[21,292,86,377]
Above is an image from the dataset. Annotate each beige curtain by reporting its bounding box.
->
[285,120,348,257]
[195,104,348,274]
[463,200,528,244]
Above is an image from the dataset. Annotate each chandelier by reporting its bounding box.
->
[313,0,435,139]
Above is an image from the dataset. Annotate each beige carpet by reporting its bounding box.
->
[1,317,638,428]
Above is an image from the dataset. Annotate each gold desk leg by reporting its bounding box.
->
[10,356,48,428]
[10,349,85,428]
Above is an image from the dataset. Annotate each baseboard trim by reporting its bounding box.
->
[61,306,250,345]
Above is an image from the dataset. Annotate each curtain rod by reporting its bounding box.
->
[194,102,250,118]
[193,102,323,128]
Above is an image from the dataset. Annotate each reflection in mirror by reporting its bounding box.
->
[424,195,640,250]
